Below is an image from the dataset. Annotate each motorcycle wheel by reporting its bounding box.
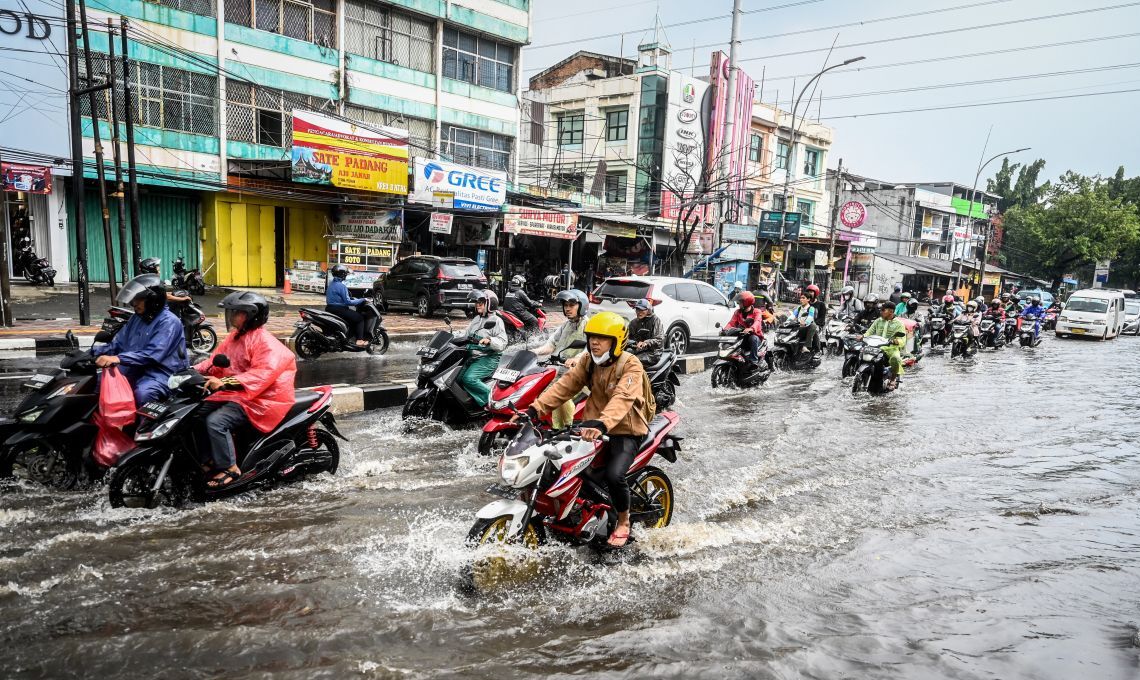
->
[367,328,390,355]
[190,326,218,353]
[402,392,433,420]
[5,441,79,490]
[283,428,340,478]
[851,372,865,394]
[107,454,189,509]
[477,429,514,457]
[841,357,857,378]
[462,515,546,593]
[710,364,733,388]
[654,381,676,412]
[630,466,673,528]
[293,329,322,360]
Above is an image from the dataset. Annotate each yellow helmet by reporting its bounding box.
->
[583,311,628,357]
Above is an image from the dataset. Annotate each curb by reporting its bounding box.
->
[677,352,717,374]
[322,382,409,415]
[0,331,437,354]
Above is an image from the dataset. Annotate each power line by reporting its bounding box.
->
[822,86,1140,120]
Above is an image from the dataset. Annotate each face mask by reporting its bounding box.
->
[591,350,611,366]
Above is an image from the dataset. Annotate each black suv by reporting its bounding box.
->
[372,256,487,317]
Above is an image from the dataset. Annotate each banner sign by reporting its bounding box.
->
[705,51,756,222]
[291,110,408,194]
[593,222,636,239]
[839,201,866,229]
[410,158,506,211]
[503,207,578,240]
[661,71,711,220]
[332,209,403,240]
[1,163,51,193]
[759,211,783,240]
[782,212,802,241]
[722,223,757,243]
[429,212,454,234]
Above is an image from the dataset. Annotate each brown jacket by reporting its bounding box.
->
[532,352,649,436]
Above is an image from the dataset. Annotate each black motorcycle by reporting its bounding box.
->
[171,254,206,296]
[710,327,772,388]
[106,355,343,508]
[95,292,217,354]
[1018,315,1043,347]
[851,333,907,394]
[0,346,99,489]
[927,311,952,348]
[624,327,681,411]
[769,318,823,371]
[950,319,978,358]
[15,237,56,286]
[292,300,389,360]
[403,318,497,424]
[979,315,1005,349]
[1003,316,1019,345]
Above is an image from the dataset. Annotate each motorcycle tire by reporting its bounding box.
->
[3,440,79,490]
[367,328,390,355]
[710,364,734,388]
[190,326,218,353]
[107,453,189,509]
[402,393,433,420]
[461,515,546,593]
[629,466,674,529]
[477,428,514,457]
[293,329,322,360]
[654,381,676,412]
[841,356,857,378]
[851,371,866,394]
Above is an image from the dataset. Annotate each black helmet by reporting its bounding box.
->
[116,274,166,321]
[218,290,269,333]
[554,289,589,316]
[138,257,161,275]
[906,299,919,314]
[511,274,526,287]
[330,263,350,280]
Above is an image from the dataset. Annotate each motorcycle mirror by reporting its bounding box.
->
[715,322,722,329]
[212,354,231,368]
[567,338,587,350]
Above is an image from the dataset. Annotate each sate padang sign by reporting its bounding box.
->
[331,208,403,240]
[291,110,408,194]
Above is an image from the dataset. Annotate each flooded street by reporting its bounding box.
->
[2,336,1138,679]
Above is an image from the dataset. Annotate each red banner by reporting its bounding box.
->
[2,163,52,194]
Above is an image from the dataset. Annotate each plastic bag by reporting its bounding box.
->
[92,412,135,468]
[99,366,136,428]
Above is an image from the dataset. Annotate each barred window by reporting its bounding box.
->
[226,0,335,47]
[749,134,762,163]
[344,1,434,73]
[226,81,319,147]
[442,28,515,93]
[344,104,433,154]
[78,54,217,136]
[152,0,216,16]
[441,124,511,172]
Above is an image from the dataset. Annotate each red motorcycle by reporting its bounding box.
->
[478,344,586,456]
[499,307,546,345]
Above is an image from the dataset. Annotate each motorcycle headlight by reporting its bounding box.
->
[860,350,879,362]
[135,418,177,442]
[168,373,194,390]
[419,360,440,374]
[46,383,77,398]
[18,407,45,423]
[499,454,531,486]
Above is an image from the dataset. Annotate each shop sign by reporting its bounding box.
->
[287,260,326,293]
[662,71,709,220]
[291,110,408,194]
[1,162,51,193]
[432,191,453,209]
[0,2,68,160]
[721,223,757,243]
[839,201,866,229]
[410,157,506,211]
[782,212,802,241]
[332,208,402,240]
[592,222,636,239]
[983,272,1002,287]
[705,51,755,218]
[759,211,783,240]
[769,246,785,264]
[719,242,754,261]
[429,212,454,235]
[332,240,396,270]
[503,206,578,240]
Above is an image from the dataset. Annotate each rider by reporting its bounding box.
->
[138,257,192,305]
[792,292,818,355]
[861,302,908,385]
[894,292,912,317]
[534,289,592,429]
[504,274,541,334]
[1003,293,1023,316]
[527,311,649,549]
[936,293,958,317]
[1020,295,1047,338]
[729,280,745,303]
[955,299,983,339]
[193,292,296,488]
[624,298,664,366]
[93,274,189,406]
[837,285,864,318]
[455,289,508,407]
[854,294,880,331]
[724,291,765,364]
[889,283,903,305]
[326,264,369,347]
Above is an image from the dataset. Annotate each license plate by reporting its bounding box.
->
[23,373,53,389]
[1071,328,1085,334]
[137,401,168,419]
[417,347,438,357]
[457,283,472,290]
[101,321,117,332]
[485,483,517,500]
[492,368,520,382]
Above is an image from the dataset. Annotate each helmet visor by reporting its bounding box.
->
[224,308,247,332]
[114,279,152,307]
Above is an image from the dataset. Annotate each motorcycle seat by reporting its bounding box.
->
[302,308,349,334]
[636,414,671,453]
[282,391,323,420]
[642,352,675,373]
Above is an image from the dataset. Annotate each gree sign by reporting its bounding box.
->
[410,157,506,212]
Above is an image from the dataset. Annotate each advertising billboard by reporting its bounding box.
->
[291,110,408,194]
[705,51,756,223]
[410,157,507,212]
[661,72,711,222]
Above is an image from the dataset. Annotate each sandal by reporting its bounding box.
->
[607,527,631,548]
[206,469,241,488]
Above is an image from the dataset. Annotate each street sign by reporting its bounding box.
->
[782,212,802,241]
[759,211,783,240]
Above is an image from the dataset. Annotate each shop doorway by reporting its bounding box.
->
[274,206,286,288]
[3,191,29,278]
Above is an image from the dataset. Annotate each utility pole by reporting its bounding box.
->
[0,149,13,327]
[717,0,742,237]
[120,17,143,274]
[107,20,130,285]
[67,0,91,325]
[825,158,843,302]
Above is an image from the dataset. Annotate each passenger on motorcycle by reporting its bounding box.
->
[1020,296,1047,338]
[527,311,649,549]
[92,274,189,405]
[194,292,296,488]
[1003,293,1022,316]
[860,303,908,384]
[936,293,959,317]
[755,293,779,329]
[792,293,818,355]
[854,294,880,331]
[325,264,369,347]
[534,289,591,428]
[837,285,864,318]
[725,291,765,363]
[986,301,1007,322]
[806,284,827,352]
[729,280,745,304]
[455,289,508,407]
[894,292,912,317]
[504,274,541,334]
[625,298,664,366]
[955,300,983,337]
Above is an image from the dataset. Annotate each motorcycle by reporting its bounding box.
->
[926,311,953,348]
[1043,307,1061,331]
[979,315,1005,349]
[94,291,218,354]
[0,346,100,489]
[500,307,547,345]
[292,300,389,359]
[170,254,207,296]
[106,355,342,508]
[710,327,772,388]
[851,333,907,395]
[768,318,822,371]
[464,413,682,590]
[823,314,855,356]
[1003,316,1019,345]
[1018,315,1043,347]
[402,317,497,424]
[15,237,56,286]
[949,319,978,358]
[623,327,681,411]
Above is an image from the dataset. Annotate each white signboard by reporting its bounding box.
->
[410,158,506,212]
[661,73,710,213]
[429,212,454,234]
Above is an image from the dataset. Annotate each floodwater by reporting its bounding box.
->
[2,336,1138,678]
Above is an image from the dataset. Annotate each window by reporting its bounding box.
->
[557,113,584,147]
[344,1,434,73]
[597,280,651,299]
[697,283,728,306]
[605,171,627,203]
[803,148,820,179]
[744,191,755,218]
[772,194,787,212]
[154,0,215,16]
[797,199,815,228]
[441,124,511,172]
[553,171,584,192]
[443,27,515,92]
[606,108,628,142]
[749,134,762,163]
[226,0,335,46]
[345,104,433,156]
[674,283,702,304]
[78,54,218,136]
[1065,297,1108,313]
[226,81,319,147]
[776,142,790,170]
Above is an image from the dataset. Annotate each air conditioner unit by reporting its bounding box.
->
[760,192,770,201]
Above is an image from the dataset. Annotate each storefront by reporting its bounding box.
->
[503,206,579,293]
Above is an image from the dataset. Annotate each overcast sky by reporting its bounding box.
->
[525,0,1140,188]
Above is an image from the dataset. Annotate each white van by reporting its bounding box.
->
[1055,288,1126,339]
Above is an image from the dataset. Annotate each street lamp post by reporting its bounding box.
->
[970,146,1030,299]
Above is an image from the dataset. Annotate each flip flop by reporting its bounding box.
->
[607,527,631,548]
[206,469,241,489]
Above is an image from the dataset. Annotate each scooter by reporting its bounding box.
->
[292,300,389,359]
[170,254,207,296]
[710,326,772,388]
[823,314,855,356]
[851,333,907,395]
[403,317,497,424]
[464,412,681,590]
[1018,315,1043,347]
[106,355,342,508]
[1043,307,1061,331]
[950,320,978,358]
[979,315,1005,349]
[1003,316,1019,345]
[768,318,823,371]
[926,310,952,348]
[500,307,547,345]
[94,292,218,354]
[15,237,56,286]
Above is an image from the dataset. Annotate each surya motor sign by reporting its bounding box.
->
[410,158,506,212]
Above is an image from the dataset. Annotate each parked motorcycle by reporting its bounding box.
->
[15,237,56,286]
[710,327,772,388]
[950,320,978,358]
[402,317,496,424]
[94,291,217,354]
[292,300,389,359]
[1019,315,1043,347]
[464,413,681,590]
[768,318,822,371]
[851,334,906,395]
[170,254,206,296]
[500,307,547,345]
[106,355,342,508]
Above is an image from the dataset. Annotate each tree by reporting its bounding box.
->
[1001,171,1140,291]
[986,157,1049,212]
[1105,166,1140,287]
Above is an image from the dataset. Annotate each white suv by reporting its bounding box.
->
[590,276,735,355]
